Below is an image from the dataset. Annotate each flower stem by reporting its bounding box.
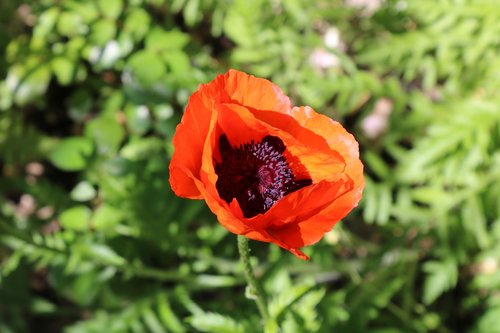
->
[237,235,269,322]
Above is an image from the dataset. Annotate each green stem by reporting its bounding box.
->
[237,235,269,322]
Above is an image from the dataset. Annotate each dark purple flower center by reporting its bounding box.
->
[214,134,312,218]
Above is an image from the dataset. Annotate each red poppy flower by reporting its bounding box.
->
[169,69,364,260]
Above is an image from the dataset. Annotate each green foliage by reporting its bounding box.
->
[1,0,499,332]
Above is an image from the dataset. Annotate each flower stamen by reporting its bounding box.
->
[215,134,312,218]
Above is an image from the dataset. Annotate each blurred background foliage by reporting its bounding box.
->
[1,0,499,332]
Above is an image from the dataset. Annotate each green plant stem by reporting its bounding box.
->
[237,235,269,322]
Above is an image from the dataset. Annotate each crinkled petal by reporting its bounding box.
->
[248,178,350,229]
[291,106,365,210]
[169,85,220,198]
[223,70,292,114]
[248,106,364,249]
[266,178,355,248]
[191,175,250,235]
[218,103,345,183]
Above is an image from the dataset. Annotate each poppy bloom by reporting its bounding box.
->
[169,70,364,260]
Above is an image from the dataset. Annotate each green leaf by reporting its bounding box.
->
[269,281,314,321]
[183,0,201,27]
[63,1,99,23]
[88,40,124,69]
[10,62,51,106]
[70,181,97,202]
[120,138,164,161]
[125,104,151,135]
[68,89,92,122]
[0,82,13,110]
[49,137,93,171]
[474,306,500,333]
[142,307,167,333]
[85,244,125,266]
[189,312,245,333]
[163,51,191,76]
[98,0,123,19]
[57,11,87,36]
[92,205,123,231]
[145,28,189,51]
[68,271,101,305]
[34,7,61,37]
[126,50,166,85]
[30,297,57,314]
[157,295,186,333]
[153,104,175,136]
[59,206,91,231]
[223,0,259,47]
[423,260,458,305]
[282,0,308,27]
[51,56,76,85]
[89,19,117,46]
[85,115,125,155]
[364,151,391,180]
[124,8,151,41]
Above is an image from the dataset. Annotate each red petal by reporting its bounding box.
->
[243,229,310,260]
[168,77,228,198]
[218,103,346,183]
[291,106,364,203]
[261,106,364,248]
[223,70,292,114]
